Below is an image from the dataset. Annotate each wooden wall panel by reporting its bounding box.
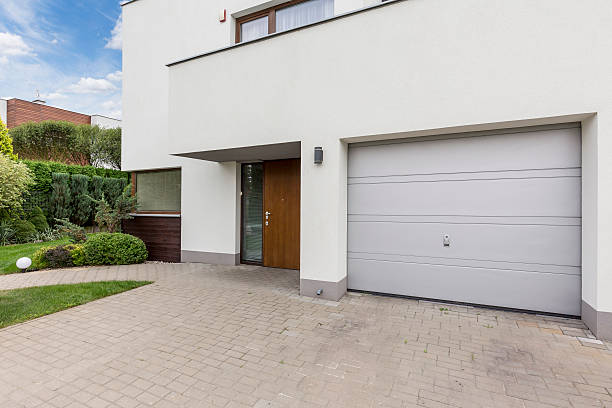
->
[6,99,91,128]
[122,216,181,262]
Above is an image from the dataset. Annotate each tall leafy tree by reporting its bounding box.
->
[9,121,122,168]
[0,117,17,160]
[0,154,33,211]
[92,127,121,169]
[10,121,88,164]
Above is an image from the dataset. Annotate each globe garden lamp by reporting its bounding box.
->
[16,257,32,273]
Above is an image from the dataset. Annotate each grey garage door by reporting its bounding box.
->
[347,124,581,316]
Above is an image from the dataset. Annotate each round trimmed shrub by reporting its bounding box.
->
[83,233,148,265]
[28,206,49,232]
[12,219,36,243]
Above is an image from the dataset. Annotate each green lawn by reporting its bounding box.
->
[0,238,70,275]
[0,281,152,329]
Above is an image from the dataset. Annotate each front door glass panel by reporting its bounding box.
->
[241,163,263,263]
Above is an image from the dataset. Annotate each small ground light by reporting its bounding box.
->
[16,257,32,273]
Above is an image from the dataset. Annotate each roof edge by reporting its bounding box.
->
[121,0,141,6]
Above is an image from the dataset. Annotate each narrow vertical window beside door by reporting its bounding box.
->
[241,164,263,263]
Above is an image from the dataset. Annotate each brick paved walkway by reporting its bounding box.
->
[0,263,611,407]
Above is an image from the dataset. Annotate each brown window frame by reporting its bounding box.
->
[131,168,182,215]
[235,0,323,43]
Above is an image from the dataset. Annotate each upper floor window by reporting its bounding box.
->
[236,0,334,43]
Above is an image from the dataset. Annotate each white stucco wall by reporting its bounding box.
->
[162,0,612,316]
[122,0,379,260]
[0,99,7,125]
[91,115,121,129]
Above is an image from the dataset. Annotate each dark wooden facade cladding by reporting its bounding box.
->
[122,216,181,262]
[6,98,91,129]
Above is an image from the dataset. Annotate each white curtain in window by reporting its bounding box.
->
[276,0,334,33]
[241,16,269,42]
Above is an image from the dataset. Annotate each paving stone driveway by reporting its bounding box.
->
[1,263,612,408]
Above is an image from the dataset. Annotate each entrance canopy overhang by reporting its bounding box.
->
[172,141,301,163]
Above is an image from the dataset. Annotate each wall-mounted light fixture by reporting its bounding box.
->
[314,146,323,164]
[219,9,227,22]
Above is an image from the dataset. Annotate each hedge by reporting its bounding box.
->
[70,174,90,225]
[50,173,71,220]
[23,160,128,194]
[20,160,129,222]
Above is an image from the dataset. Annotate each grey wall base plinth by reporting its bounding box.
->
[582,300,612,341]
[300,277,347,301]
[181,250,239,265]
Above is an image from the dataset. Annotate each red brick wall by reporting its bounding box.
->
[6,99,91,128]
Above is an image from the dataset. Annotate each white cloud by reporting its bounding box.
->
[0,32,34,57]
[0,56,8,65]
[105,15,122,50]
[66,77,117,94]
[101,100,118,110]
[41,92,66,100]
[106,70,122,82]
[0,1,43,42]
[99,98,122,119]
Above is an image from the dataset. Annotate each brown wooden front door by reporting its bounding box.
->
[263,159,300,269]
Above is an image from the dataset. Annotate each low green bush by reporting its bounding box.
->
[32,243,86,269]
[70,244,85,266]
[54,218,86,243]
[45,245,73,268]
[12,219,36,243]
[0,220,15,246]
[83,233,147,265]
[30,234,147,270]
[32,227,62,243]
[28,206,49,232]
[32,245,54,269]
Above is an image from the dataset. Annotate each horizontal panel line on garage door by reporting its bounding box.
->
[349,220,580,227]
[347,255,580,275]
[348,215,581,226]
[348,175,580,185]
[348,167,580,180]
[347,250,580,270]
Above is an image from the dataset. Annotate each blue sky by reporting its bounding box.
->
[0,0,123,118]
